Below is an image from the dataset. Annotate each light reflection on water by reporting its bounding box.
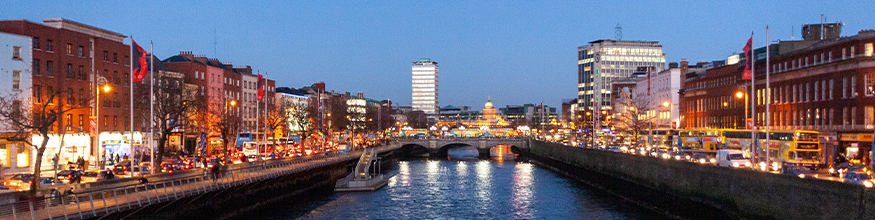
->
[285,159,664,220]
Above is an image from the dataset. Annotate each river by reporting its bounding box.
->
[256,155,668,219]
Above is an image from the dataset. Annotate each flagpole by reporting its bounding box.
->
[130,36,135,163]
[264,73,268,155]
[750,32,757,170]
[765,27,771,172]
[648,67,652,149]
[256,72,260,160]
[150,41,155,171]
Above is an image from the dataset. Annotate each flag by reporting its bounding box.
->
[257,73,265,101]
[131,39,148,82]
[742,35,753,80]
[198,132,207,150]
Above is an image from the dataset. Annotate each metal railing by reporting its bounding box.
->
[0,145,400,220]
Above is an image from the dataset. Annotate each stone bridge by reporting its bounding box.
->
[395,137,529,156]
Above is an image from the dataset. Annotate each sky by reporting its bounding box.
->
[3,1,874,111]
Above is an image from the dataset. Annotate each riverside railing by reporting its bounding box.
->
[0,145,399,220]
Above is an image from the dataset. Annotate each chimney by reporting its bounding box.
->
[680,58,689,75]
[669,62,679,69]
[222,62,233,69]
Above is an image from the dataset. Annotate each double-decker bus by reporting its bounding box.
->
[756,130,820,170]
[677,129,726,152]
[236,132,254,148]
[636,129,678,149]
[724,129,753,156]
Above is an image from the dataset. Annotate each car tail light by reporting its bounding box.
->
[68,174,72,179]
[27,181,32,184]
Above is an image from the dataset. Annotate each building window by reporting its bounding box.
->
[33,59,40,75]
[124,56,129,65]
[66,88,74,105]
[46,40,53,51]
[113,53,118,63]
[852,107,857,127]
[78,45,84,57]
[78,65,85,80]
[12,71,20,90]
[866,43,873,57]
[852,75,857,97]
[12,46,21,59]
[66,43,72,55]
[33,85,41,103]
[843,107,848,127]
[830,79,834,100]
[66,114,72,130]
[843,77,848,98]
[851,46,855,57]
[867,74,874,96]
[78,114,84,128]
[103,115,108,130]
[46,61,53,77]
[124,73,129,86]
[814,82,819,101]
[32,37,39,49]
[47,86,54,104]
[866,106,874,129]
[829,108,834,128]
[67,63,73,78]
[103,51,108,61]
[113,116,118,131]
[79,89,86,106]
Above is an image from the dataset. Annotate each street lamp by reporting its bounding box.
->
[96,76,111,170]
[736,90,748,129]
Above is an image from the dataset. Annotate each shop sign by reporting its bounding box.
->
[839,133,875,142]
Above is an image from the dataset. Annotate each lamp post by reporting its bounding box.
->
[662,101,671,129]
[96,77,110,170]
[736,91,747,129]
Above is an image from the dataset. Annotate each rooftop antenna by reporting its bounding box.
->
[791,26,794,40]
[213,28,217,57]
[615,23,622,40]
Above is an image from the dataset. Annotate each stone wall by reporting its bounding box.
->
[529,139,875,220]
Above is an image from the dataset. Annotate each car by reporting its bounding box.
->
[160,161,181,173]
[55,170,83,184]
[3,174,35,189]
[842,171,874,188]
[847,164,873,175]
[716,149,751,168]
[691,153,714,164]
[669,151,687,161]
[126,166,153,177]
[829,162,851,177]
[81,170,115,183]
[781,165,817,179]
[112,160,133,175]
[15,177,65,192]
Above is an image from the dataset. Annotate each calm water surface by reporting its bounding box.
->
[259,157,666,220]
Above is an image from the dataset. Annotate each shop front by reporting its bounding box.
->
[98,132,146,164]
[0,139,33,174]
[31,134,92,172]
[838,133,874,166]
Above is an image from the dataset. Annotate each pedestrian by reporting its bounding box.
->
[77,156,85,171]
[104,168,115,180]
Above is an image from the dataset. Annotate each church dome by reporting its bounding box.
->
[484,96,493,109]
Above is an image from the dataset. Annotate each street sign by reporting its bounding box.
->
[746,119,752,129]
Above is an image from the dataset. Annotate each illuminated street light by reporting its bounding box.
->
[736,91,744,99]
[102,84,111,93]
[662,101,669,107]
[229,100,237,106]
[723,102,728,107]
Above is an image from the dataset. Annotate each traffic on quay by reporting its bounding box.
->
[551,128,874,188]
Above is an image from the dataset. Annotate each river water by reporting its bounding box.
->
[258,156,668,219]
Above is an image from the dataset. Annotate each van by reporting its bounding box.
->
[717,149,751,168]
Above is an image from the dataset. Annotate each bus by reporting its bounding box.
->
[756,130,820,171]
[677,129,727,152]
[236,133,253,148]
[724,129,753,155]
[636,129,678,149]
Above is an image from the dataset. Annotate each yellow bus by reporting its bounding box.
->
[636,129,677,149]
[756,130,820,170]
[677,129,726,152]
[723,129,753,156]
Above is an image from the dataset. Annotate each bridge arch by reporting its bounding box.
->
[400,144,430,157]
[438,143,479,158]
[488,144,524,157]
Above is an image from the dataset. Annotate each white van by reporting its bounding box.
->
[717,149,751,168]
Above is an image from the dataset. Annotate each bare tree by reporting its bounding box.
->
[0,78,90,193]
[403,110,427,128]
[207,101,241,162]
[286,97,315,141]
[613,96,651,141]
[264,99,292,140]
[325,96,348,133]
[134,73,200,164]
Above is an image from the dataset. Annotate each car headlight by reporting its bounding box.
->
[699,159,706,164]
[674,155,681,160]
[829,168,835,173]
[798,174,805,178]
[732,162,740,167]
[709,158,716,164]
[662,153,670,159]
[745,161,751,167]
[864,181,873,188]
[685,155,691,160]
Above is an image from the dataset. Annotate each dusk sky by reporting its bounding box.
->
[4,1,873,111]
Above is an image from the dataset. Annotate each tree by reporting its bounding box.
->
[613,96,651,141]
[207,101,241,161]
[403,110,427,128]
[265,98,293,139]
[325,96,348,132]
[134,73,200,165]
[286,97,314,141]
[0,78,90,193]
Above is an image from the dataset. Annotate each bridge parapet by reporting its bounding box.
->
[395,137,529,150]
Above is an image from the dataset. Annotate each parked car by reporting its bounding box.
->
[81,170,114,183]
[829,162,851,177]
[56,170,83,184]
[842,171,874,188]
[691,153,714,164]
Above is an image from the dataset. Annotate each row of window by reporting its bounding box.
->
[687,106,875,130]
[32,37,128,64]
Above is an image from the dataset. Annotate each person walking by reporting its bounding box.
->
[77,156,85,171]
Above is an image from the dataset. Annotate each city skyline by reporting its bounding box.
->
[3,1,873,109]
